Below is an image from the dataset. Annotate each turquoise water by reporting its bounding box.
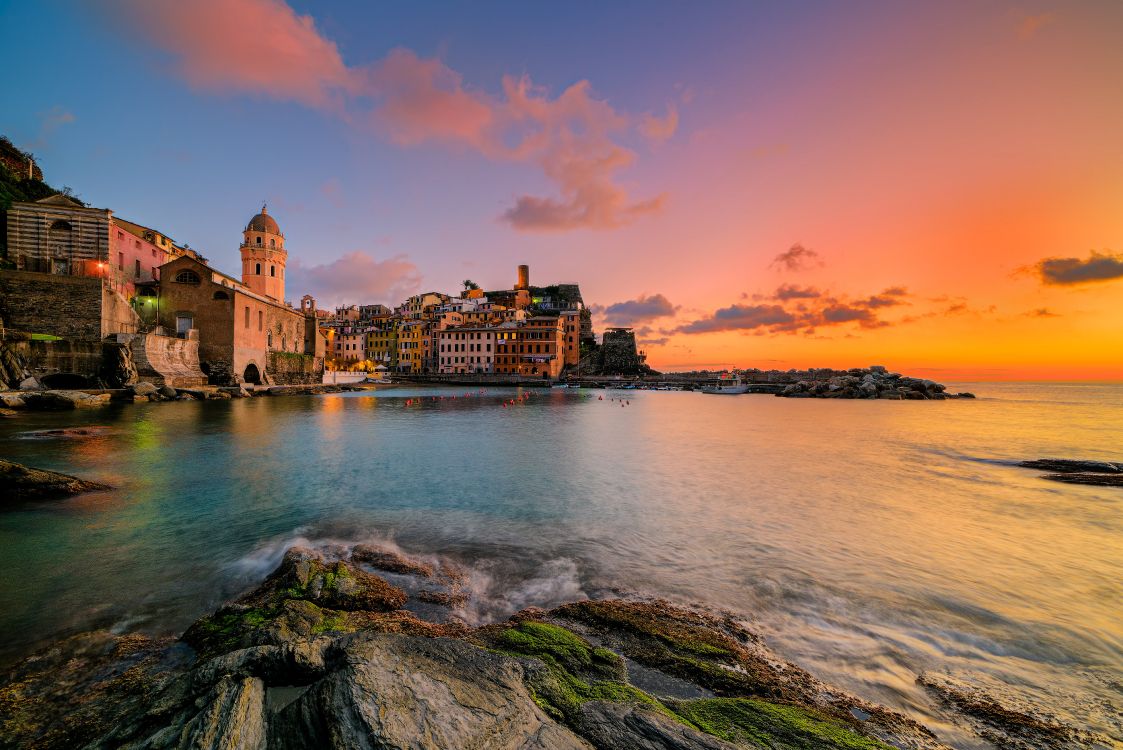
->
[1,384,1121,747]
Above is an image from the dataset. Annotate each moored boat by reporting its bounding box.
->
[701,374,749,394]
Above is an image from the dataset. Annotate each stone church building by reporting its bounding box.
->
[155,206,324,386]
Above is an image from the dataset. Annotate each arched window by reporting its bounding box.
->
[270,266,275,277]
[213,290,229,300]
[174,269,200,284]
[256,236,262,246]
[281,335,287,351]
[255,263,260,275]
[269,238,275,248]
[267,331,273,348]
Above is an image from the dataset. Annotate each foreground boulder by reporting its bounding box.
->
[0,459,111,502]
[10,545,1100,750]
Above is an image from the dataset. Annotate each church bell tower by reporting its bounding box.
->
[240,204,286,302]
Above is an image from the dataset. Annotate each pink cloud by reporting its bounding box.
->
[120,0,667,233]
[639,103,679,142]
[125,0,356,109]
[287,251,422,308]
[1017,12,1054,40]
[364,49,495,147]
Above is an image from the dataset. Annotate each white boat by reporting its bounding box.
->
[701,375,750,394]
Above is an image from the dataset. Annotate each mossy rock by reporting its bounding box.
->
[669,698,896,750]
[552,600,791,699]
[183,548,408,658]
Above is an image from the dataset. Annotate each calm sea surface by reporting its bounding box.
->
[1,383,1120,747]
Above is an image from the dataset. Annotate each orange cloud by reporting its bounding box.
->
[121,0,666,232]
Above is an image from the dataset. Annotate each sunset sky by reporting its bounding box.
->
[2,1,1121,378]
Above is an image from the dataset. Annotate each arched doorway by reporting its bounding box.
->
[49,220,72,274]
[243,363,261,385]
[40,372,90,389]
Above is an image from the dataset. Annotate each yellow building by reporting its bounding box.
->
[396,320,431,373]
[365,315,399,369]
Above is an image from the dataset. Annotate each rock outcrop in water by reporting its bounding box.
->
[1017,459,1123,487]
[773,367,975,400]
[0,458,111,502]
[917,673,1108,750]
[0,546,952,750]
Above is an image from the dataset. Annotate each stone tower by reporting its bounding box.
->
[240,205,286,302]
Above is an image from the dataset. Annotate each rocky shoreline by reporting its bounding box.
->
[0,545,1101,750]
[0,381,371,414]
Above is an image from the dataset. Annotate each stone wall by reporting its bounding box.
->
[0,270,140,340]
[0,270,105,339]
[267,350,323,385]
[129,333,207,388]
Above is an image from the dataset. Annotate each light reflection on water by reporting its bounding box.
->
[1,383,1120,748]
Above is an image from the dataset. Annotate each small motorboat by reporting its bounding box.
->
[701,375,749,394]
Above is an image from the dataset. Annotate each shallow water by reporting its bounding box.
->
[1,384,1120,747]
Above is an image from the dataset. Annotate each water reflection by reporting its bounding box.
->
[0,384,1120,747]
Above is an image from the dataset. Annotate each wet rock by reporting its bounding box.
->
[1018,459,1121,474]
[132,381,158,397]
[351,543,435,577]
[178,674,266,750]
[270,635,591,750]
[918,672,1107,750]
[0,459,112,502]
[158,386,178,400]
[18,376,42,391]
[17,426,111,440]
[1,393,26,409]
[20,390,111,410]
[1040,473,1123,487]
[577,700,738,749]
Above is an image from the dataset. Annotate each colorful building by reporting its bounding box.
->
[438,326,497,373]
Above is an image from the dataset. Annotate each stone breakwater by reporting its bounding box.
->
[772,366,975,400]
[0,546,1101,750]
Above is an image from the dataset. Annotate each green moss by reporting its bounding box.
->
[311,611,351,635]
[669,698,894,750]
[497,622,617,675]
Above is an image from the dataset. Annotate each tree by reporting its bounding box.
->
[462,279,480,292]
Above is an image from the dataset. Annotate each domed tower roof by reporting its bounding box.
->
[246,204,280,235]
